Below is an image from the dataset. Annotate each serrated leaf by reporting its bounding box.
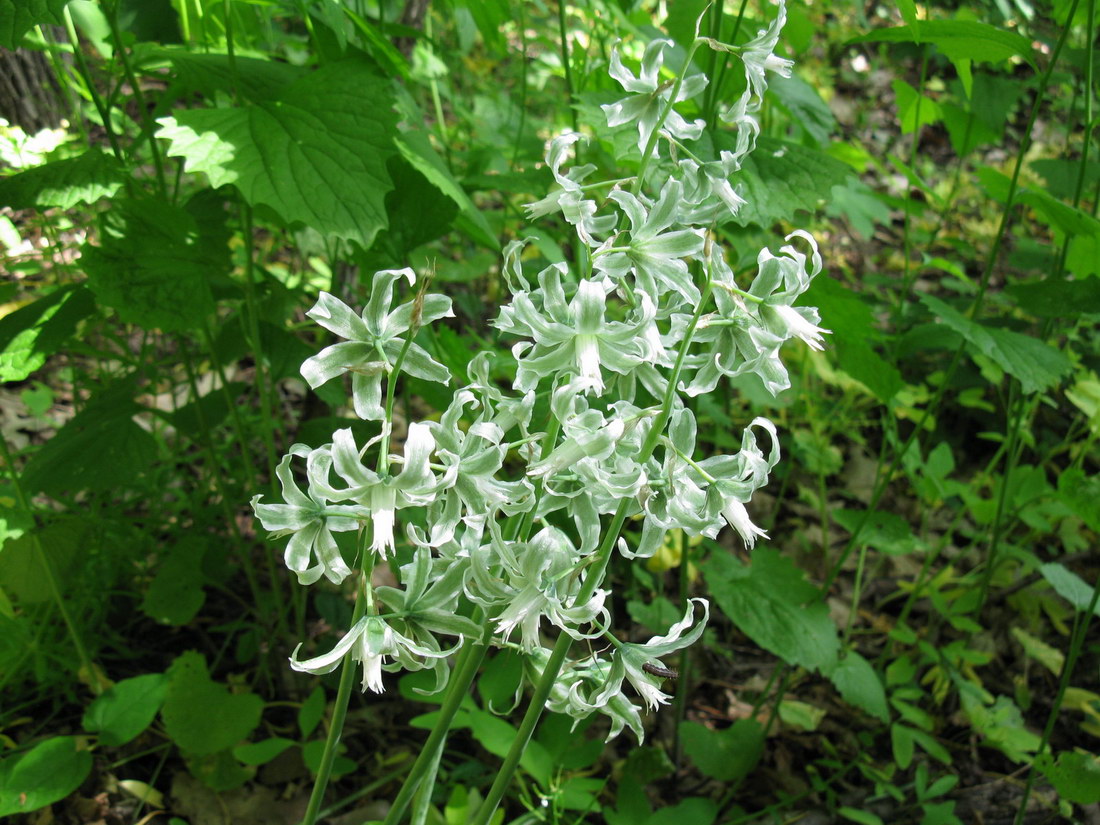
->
[20,382,158,497]
[0,285,96,382]
[83,673,168,747]
[731,137,854,228]
[394,130,497,249]
[703,550,839,672]
[805,276,902,401]
[770,73,835,146]
[1006,277,1100,318]
[162,651,264,756]
[157,59,397,248]
[82,197,221,332]
[847,20,1034,66]
[918,294,1072,394]
[164,51,305,102]
[0,736,92,816]
[823,651,890,722]
[0,149,126,209]
[0,0,69,49]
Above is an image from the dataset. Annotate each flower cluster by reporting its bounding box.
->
[252,0,823,741]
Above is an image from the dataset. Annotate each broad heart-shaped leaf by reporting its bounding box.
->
[703,550,839,673]
[141,536,208,626]
[918,294,1073,394]
[1057,468,1100,532]
[20,381,158,498]
[83,673,168,747]
[162,651,264,756]
[730,137,854,228]
[846,20,1034,66]
[0,0,68,49]
[82,196,223,332]
[678,719,763,782]
[0,284,95,382]
[157,59,397,248]
[0,736,92,817]
[0,149,126,209]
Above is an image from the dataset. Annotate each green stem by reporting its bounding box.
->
[300,561,373,825]
[102,0,168,196]
[558,0,579,133]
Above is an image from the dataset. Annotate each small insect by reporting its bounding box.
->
[641,662,679,680]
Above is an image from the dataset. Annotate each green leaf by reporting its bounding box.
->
[1006,277,1100,318]
[918,294,1072,394]
[703,550,839,673]
[157,59,398,248]
[961,694,1040,763]
[1010,628,1064,676]
[0,285,96,382]
[808,277,903,402]
[1057,467,1100,531]
[832,509,918,555]
[892,79,943,133]
[394,130,498,249]
[161,651,264,756]
[647,797,717,825]
[1040,563,1100,616]
[0,149,126,209]
[679,719,763,782]
[233,738,296,766]
[838,807,884,825]
[140,537,208,626]
[374,155,458,260]
[731,137,854,228]
[0,736,93,816]
[83,673,168,747]
[847,20,1034,66]
[1035,751,1100,804]
[82,197,222,332]
[164,51,305,102]
[0,519,87,603]
[823,652,890,722]
[20,382,158,497]
[770,73,835,146]
[298,687,326,740]
[0,0,70,49]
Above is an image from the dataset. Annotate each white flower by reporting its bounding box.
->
[319,424,440,558]
[289,614,459,693]
[584,598,709,712]
[299,269,452,421]
[602,39,707,156]
[250,444,367,585]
